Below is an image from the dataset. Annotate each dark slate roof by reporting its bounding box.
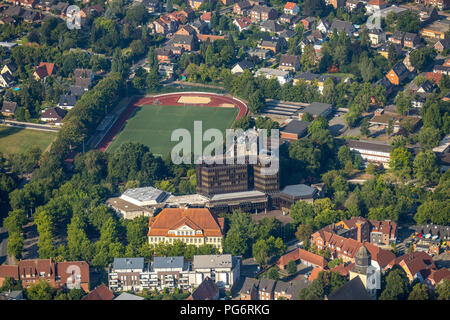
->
[391,62,409,77]
[327,276,372,300]
[69,85,87,97]
[330,19,354,35]
[274,279,310,299]
[113,257,145,270]
[281,184,316,198]
[234,59,254,70]
[261,20,283,33]
[345,139,392,153]
[302,102,332,115]
[436,38,450,49]
[169,34,194,45]
[240,277,259,295]
[189,277,219,300]
[41,107,67,120]
[375,76,394,91]
[58,94,77,106]
[280,54,299,67]
[153,256,185,269]
[392,30,405,40]
[295,71,320,82]
[1,101,17,114]
[282,119,310,135]
[404,32,418,41]
[258,278,276,292]
[279,29,296,39]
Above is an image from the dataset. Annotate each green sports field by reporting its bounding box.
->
[0,126,56,155]
[107,105,238,156]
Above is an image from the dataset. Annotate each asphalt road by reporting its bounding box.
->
[0,120,59,132]
[0,227,8,265]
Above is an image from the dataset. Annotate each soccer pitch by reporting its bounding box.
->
[107,105,239,157]
[0,126,56,155]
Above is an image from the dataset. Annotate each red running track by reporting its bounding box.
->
[96,92,248,152]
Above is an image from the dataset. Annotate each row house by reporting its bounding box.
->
[233,0,253,16]
[152,16,178,35]
[415,0,450,10]
[386,251,436,282]
[250,5,277,22]
[108,255,240,292]
[0,259,89,291]
[239,277,308,300]
[386,62,410,86]
[277,248,328,270]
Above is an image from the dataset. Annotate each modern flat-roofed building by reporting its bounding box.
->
[121,187,171,207]
[345,139,392,168]
[298,102,332,119]
[280,120,310,140]
[207,190,269,213]
[274,184,318,211]
[191,254,240,289]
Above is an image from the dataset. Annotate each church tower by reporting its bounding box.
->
[349,244,380,299]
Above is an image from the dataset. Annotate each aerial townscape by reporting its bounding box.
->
[0,0,449,304]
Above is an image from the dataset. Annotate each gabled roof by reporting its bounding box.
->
[327,276,372,300]
[41,107,67,120]
[1,101,17,114]
[113,257,145,270]
[82,284,114,300]
[390,62,409,77]
[279,54,299,66]
[284,2,297,10]
[188,277,219,300]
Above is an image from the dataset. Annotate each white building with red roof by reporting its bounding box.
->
[284,2,299,15]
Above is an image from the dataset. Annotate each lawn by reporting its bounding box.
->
[107,104,239,157]
[0,126,56,155]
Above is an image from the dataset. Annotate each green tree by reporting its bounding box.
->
[380,268,410,300]
[27,280,54,300]
[436,279,450,300]
[286,260,297,275]
[408,283,429,300]
[390,147,412,180]
[413,150,440,185]
[266,266,280,280]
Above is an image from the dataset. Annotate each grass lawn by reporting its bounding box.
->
[107,104,238,157]
[0,126,56,155]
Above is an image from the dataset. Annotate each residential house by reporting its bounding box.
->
[434,38,450,53]
[390,30,406,46]
[293,71,320,85]
[167,34,196,51]
[258,278,276,300]
[0,71,14,88]
[187,277,219,300]
[1,62,17,75]
[148,208,225,250]
[191,254,240,289]
[327,0,345,8]
[278,13,297,25]
[330,19,355,36]
[366,0,389,14]
[0,259,89,291]
[283,2,299,15]
[415,0,450,10]
[346,0,364,11]
[233,1,252,16]
[250,6,277,22]
[74,68,94,89]
[233,17,252,32]
[368,29,386,46]
[239,277,259,300]
[158,63,177,79]
[403,33,420,48]
[386,252,436,282]
[176,24,196,36]
[259,37,283,53]
[256,68,291,85]
[142,0,161,13]
[231,59,254,74]
[82,284,114,300]
[155,48,174,63]
[189,0,209,10]
[301,17,316,30]
[57,95,77,110]
[423,268,450,290]
[40,107,67,126]
[278,54,300,71]
[1,101,17,116]
[22,9,40,23]
[114,292,144,300]
[191,20,209,34]
[386,62,409,85]
[200,11,211,25]
[33,62,55,80]
[279,29,297,41]
[369,220,397,246]
[370,112,421,133]
[152,16,177,35]
[248,48,272,59]
[260,20,283,33]
[316,19,330,34]
[68,85,87,97]
[273,280,308,300]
